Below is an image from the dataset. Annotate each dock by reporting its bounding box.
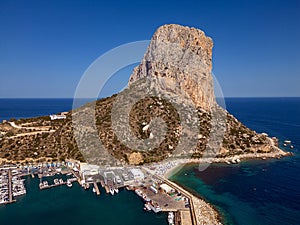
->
[39,178,77,190]
[100,180,105,187]
[7,170,14,203]
[104,185,109,194]
[93,182,100,195]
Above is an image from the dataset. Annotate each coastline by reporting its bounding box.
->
[145,146,292,225]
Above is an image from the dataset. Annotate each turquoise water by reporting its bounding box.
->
[0,176,167,225]
[171,98,300,225]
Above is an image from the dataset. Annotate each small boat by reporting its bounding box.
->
[283,143,287,147]
[67,180,72,188]
[110,188,115,195]
[114,188,119,194]
[93,188,96,193]
[142,194,150,202]
[135,189,143,197]
[290,145,294,149]
[144,202,151,211]
[284,140,291,144]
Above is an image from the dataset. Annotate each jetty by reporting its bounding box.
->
[39,178,77,190]
[7,170,14,203]
[93,182,101,195]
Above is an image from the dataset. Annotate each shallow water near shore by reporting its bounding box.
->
[171,98,300,225]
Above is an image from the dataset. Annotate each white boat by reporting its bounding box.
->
[144,202,151,211]
[114,188,119,194]
[67,180,72,188]
[168,212,175,225]
[110,188,115,195]
[93,188,96,193]
[284,140,291,144]
[149,201,162,213]
[142,194,150,202]
[135,189,143,197]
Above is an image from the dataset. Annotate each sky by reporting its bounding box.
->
[0,0,299,98]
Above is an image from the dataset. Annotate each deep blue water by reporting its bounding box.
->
[1,98,300,225]
[171,97,300,225]
[0,99,74,122]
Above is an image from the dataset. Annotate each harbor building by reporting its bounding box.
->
[130,168,144,180]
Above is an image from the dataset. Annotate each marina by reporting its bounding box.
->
[0,166,26,205]
[0,160,198,225]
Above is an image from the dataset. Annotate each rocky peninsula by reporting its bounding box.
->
[0,24,292,225]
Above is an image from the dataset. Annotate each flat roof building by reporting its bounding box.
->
[130,168,144,180]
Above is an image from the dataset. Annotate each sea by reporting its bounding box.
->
[0,98,299,225]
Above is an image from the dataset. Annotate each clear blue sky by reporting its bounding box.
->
[0,0,299,98]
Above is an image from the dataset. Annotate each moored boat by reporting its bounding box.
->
[168,212,175,225]
[67,180,72,188]
[110,187,115,195]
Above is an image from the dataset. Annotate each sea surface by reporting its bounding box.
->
[0,98,299,225]
[171,98,300,225]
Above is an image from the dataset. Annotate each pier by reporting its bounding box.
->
[93,182,100,195]
[39,178,77,190]
[7,170,14,203]
[0,166,25,205]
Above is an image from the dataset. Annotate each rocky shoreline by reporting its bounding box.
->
[145,141,292,225]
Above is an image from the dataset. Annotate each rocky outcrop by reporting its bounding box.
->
[129,24,215,111]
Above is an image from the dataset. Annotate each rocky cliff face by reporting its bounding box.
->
[129,24,215,111]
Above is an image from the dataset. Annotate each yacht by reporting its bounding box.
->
[168,212,175,225]
[109,187,115,195]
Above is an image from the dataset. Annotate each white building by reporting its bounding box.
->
[160,183,174,193]
[79,163,100,179]
[50,114,66,120]
[130,168,144,180]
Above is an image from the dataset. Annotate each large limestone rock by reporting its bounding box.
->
[129,24,215,111]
